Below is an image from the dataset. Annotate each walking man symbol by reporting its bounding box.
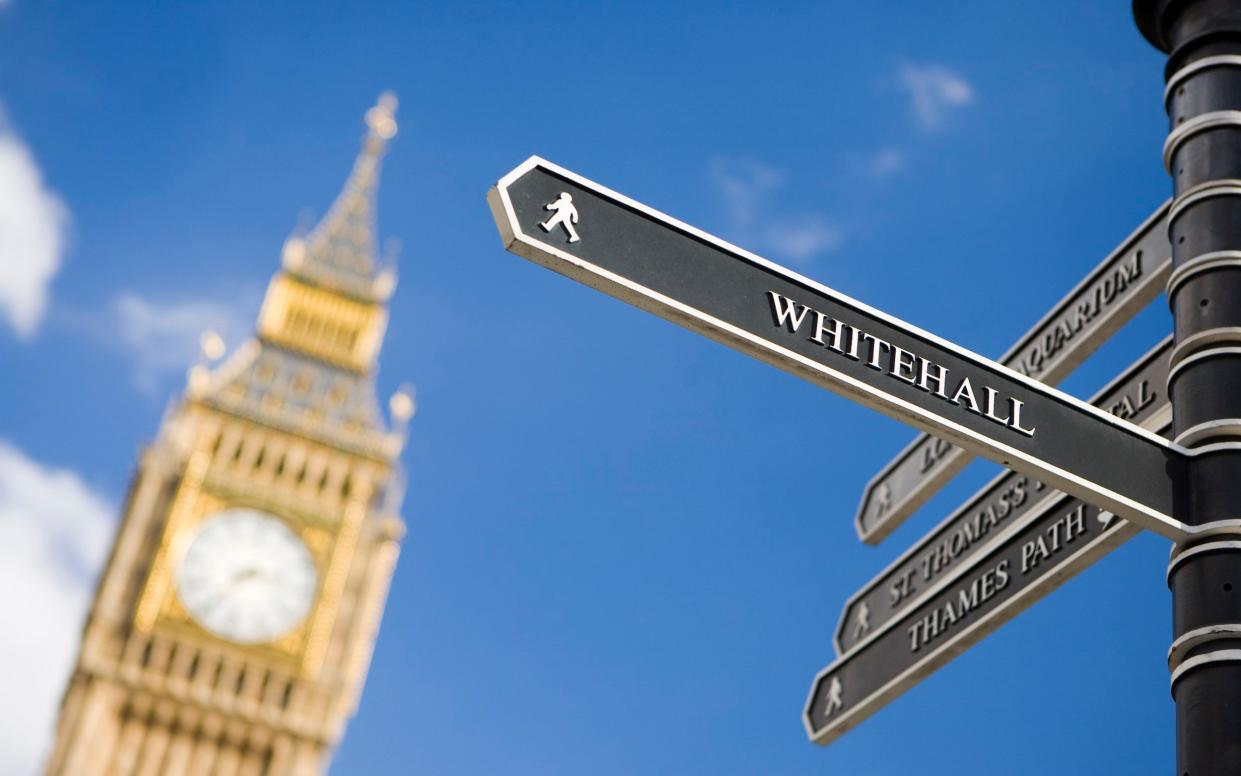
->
[539,192,581,243]
[852,602,870,640]
[824,677,844,717]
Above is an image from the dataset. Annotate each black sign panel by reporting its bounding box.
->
[853,205,1170,544]
[804,478,1148,745]
[835,337,1171,654]
[487,157,1187,539]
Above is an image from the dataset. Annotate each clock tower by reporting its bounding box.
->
[45,94,411,775]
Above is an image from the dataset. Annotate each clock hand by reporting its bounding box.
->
[200,565,268,616]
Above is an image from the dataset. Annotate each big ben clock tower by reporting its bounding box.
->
[45,94,411,775]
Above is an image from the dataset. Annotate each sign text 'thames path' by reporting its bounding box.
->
[486,156,1188,540]
[808,340,1170,744]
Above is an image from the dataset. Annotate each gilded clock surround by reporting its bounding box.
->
[44,93,410,776]
[132,450,352,674]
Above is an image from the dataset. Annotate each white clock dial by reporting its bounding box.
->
[174,508,318,644]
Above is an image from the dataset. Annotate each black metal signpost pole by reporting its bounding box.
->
[1135,2,1241,774]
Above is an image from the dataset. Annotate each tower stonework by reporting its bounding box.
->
[45,94,410,776]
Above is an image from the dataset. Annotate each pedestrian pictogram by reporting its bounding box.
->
[852,603,870,640]
[823,677,844,717]
[539,192,581,243]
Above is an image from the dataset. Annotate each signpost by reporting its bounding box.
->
[487,157,1190,541]
[835,337,1171,654]
[854,208,1171,544]
[486,4,1241,766]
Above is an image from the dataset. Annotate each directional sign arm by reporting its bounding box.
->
[835,336,1172,654]
[854,203,1172,544]
[805,486,1145,745]
[488,157,1187,540]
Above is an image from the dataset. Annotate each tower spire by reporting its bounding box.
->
[188,93,406,460]
[283,92,399,302]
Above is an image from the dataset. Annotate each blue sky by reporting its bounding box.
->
[0,1,1178,773]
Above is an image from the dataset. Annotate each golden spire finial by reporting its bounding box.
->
[389,386,415,424]
[274,91,398,305]
[365,91,399,141]
[199,330,226,361]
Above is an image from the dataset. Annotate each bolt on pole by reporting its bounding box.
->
[1134,1,1241,774]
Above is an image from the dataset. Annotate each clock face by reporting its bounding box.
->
[174,508,318,645]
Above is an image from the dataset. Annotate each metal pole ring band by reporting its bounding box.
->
[1167,180,1241,226]
[1170,649,1241,692]
[1168,541,1241,584]
[1164,55,1241,108]
[1164,112,1241,171]
[1181,442,1241,459]
[1174,419,1241,447]
[1182,519,1241,540]
[1168,624,1241,669]
[1169,328,1241,371]
[1166,251,1241,300]
[1167,346,1241,386]
[1181,441,1241,458]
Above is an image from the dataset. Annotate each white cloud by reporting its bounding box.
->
[710,157,784,228]
[709,157,843,265]
[112,292,253,393]
[860,147,906,180]
[897,63,975,130]
[0,441,114,774]
[764,217,845,262]
[0,114,71,339]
